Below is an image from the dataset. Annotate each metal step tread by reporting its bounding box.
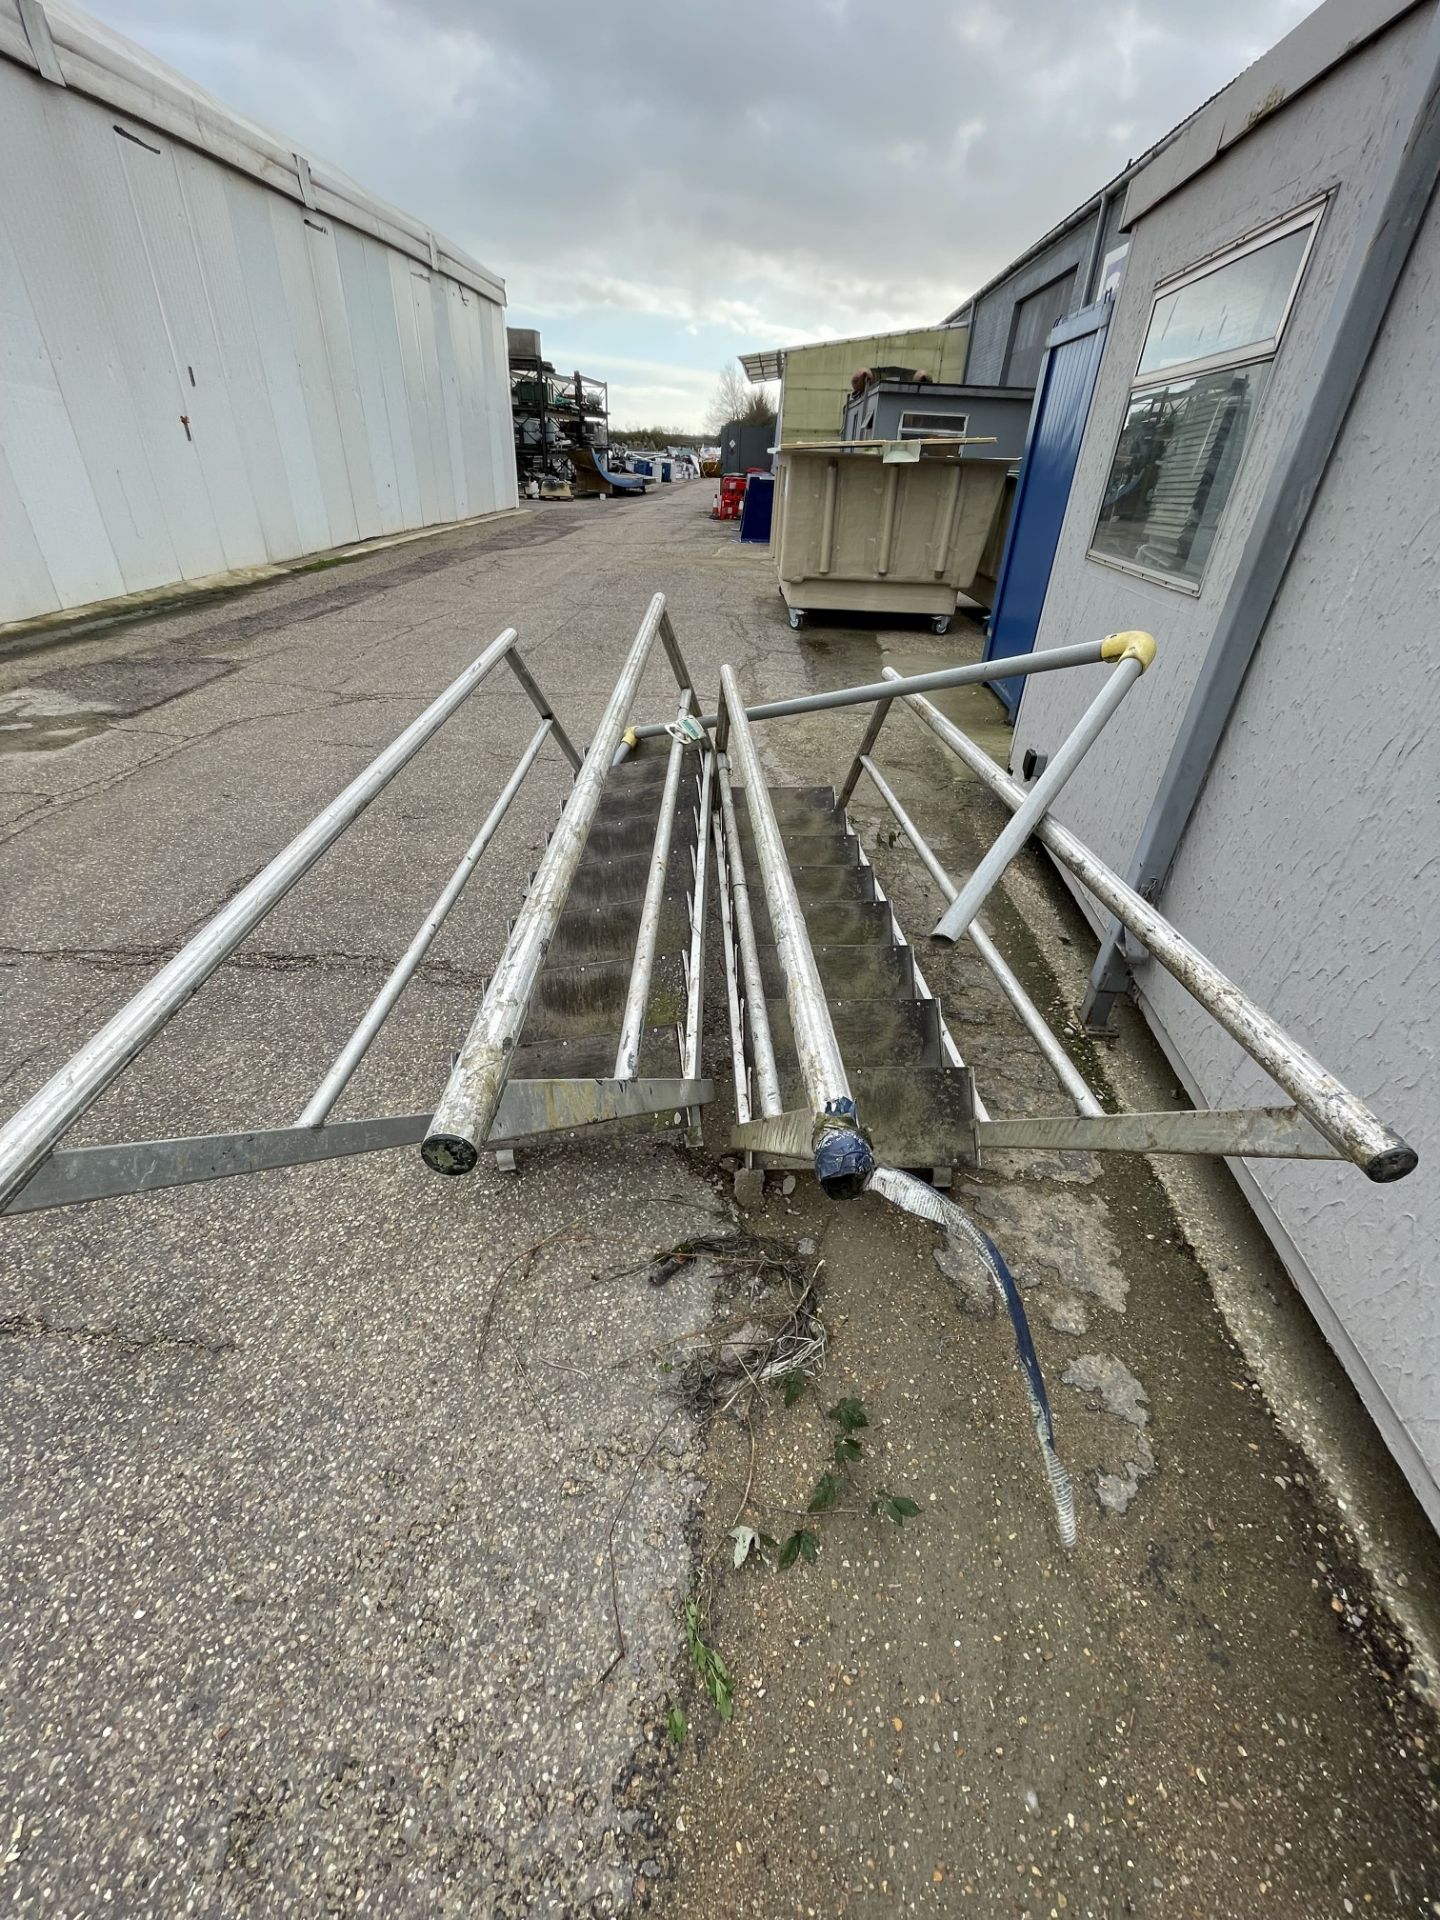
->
[520,954,689,1042]
[511,1026,680,1081]
[759,995,942,1068]
[543,893,691,966]
[734,784,837,821]
[733,817,859,866]
[582,813,701,861]
[784,863,878,906]
[593,772,701,823]
[561,851,700,911]
[750,896,893,949]
[754,941,914,999]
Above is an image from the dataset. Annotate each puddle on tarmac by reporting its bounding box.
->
[876,636,1014,774]
[0,653,236,755]
[0,689,124,755]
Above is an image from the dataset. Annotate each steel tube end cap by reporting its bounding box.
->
[421,1132,479,1175]
[1364,1140,1419,1183]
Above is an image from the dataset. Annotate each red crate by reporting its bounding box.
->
[712,474,747,520]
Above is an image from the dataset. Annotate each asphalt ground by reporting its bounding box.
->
[2,481,1436,1917]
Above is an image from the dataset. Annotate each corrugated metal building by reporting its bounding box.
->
[0,0,516,629]
[946,192,1129,387]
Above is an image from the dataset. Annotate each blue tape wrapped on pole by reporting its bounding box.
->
[813,1097,875,1200]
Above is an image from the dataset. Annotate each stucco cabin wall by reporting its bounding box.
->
[1009,6,1440,1523]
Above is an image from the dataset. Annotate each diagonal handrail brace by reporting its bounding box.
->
[932,631,1154,943]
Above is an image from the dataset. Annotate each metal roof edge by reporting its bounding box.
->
[1122,0,1426,227]
[0,0,507,305]
[739,321,969,382]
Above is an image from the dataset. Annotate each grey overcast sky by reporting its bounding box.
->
[85,0,1317,430]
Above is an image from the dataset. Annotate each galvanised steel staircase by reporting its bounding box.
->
[0,590,1418,1540]
[1,590,1416,1217]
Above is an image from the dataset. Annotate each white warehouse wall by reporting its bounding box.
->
[1010,5,1440,1525]
[0,21,515,627]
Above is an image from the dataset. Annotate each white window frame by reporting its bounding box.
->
[1088,197,1327,592]
[898,409,970,440]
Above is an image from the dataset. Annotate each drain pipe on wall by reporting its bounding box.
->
[1085,7,1440,1026]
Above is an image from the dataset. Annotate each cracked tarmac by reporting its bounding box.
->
[2,485,1438,1917]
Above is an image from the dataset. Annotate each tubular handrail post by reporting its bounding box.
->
[837,698,891,808]
[627,638,1112,742]
[659,609,697,698]
[0,625,524,1212]
[711,812,751,1128]
[932,633,1154,945]
[615,690,694,1079]
[720,664,874,1197]
[715,752,783,1118]
[503,649,581,772]
[856,754,1104,1120]
[683,745,715,1086]
[297,717,555,1129]
[884,669,1418,1183]
[422,593,669,1174]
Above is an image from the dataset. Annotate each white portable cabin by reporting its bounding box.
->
[1007,0,1440,1529]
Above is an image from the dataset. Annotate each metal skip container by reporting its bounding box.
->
[772,445,1010,633]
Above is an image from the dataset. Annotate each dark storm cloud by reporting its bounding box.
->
[83,0,1315,417]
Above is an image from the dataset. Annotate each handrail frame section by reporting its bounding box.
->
[0,624,592,1214]
[707,640,1415,1184]
[871,668,1415,1181]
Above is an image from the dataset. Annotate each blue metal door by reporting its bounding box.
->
[983,300,1112,712]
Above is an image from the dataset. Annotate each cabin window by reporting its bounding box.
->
[1089,201,1324,590]
[898,411,970,440]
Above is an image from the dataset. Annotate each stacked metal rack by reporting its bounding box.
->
[509,339,610,489]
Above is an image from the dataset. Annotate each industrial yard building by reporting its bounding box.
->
[0,0,516,630]
[740,325,970,447]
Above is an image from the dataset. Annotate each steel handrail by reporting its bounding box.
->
[297,717,556,1128]
[630,638,1115,741]
[711,813,753,1128]
[719,664,875,1196]
[714,750,784,1118]
[682,747,716,1124]
[615,690,694,1078]
[931,636,1152,943]
[0,625,526,1211]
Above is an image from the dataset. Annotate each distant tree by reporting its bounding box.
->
[705,365,777,436]
[613,424,704,448]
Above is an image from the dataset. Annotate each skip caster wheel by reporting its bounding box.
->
[788,607,806,631]
[931,615,951,635]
